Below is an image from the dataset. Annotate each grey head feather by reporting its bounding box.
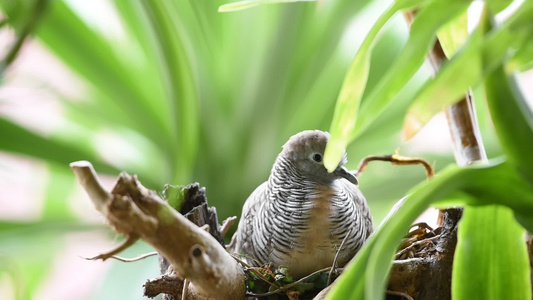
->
[279,130,352,184]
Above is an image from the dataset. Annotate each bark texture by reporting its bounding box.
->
[156,183,227,300]
[70,161,246,300]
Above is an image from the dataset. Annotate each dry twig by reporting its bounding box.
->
[328,228,352,286]
[107,252,158,263]
[247,267,331,297]
[221,216,237,237]
[355,154,434,179]
[144,274,183,298]
[83,235,139,261]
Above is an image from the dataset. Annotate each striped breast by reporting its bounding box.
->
[250,160,372,278]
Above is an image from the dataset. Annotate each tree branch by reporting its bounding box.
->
[71,161,246,300]
[144,274,183,298]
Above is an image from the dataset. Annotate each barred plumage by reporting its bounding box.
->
[230,130,373,278]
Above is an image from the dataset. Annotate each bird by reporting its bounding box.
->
[229,130,373,279]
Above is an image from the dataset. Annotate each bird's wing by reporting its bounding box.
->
[228,181,268,255]
[341,180,374,238]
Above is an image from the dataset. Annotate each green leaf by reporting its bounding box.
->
[218,0,315,12]
[483,2,533,184]
[2,244,56,300]
[109,0,172,128]
[507,37,533,72]
[0,220,98,234]
[453,205,531,300]
[403,0,533,138]
[33,1,170,146]
[327,160,533,300]
[485,0,513,15]
[402,8,469,139]
[324,1,399,171]
[324,0,430,171]
[42,163,76,220]
[485,66,533,184]
[162,184,187,210]
[0,118,118,175]
[0,0,36,30]
[0,220,100,299]
[141,0,199,185]
[0,0,48,75]
[436,10,468,58]
[352,0,470,137]
[403,28,483,137]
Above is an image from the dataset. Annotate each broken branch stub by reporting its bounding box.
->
[70,161,246,300]
[144,274,184,298]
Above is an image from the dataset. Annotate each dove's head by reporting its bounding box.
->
[280,130,358,185]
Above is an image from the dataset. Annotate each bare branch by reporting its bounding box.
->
[355,154,434,179]
[108,252,158,263]
[71,161,246,300]
[328,228,352,285]
[83,235,139,261]
[221,216,237,237]
[70,161,112,212]
[144,274,183,298]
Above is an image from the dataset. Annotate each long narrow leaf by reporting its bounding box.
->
[141,0,199,184]
[485,0,513,14]
[324,0,430,171]
[33,1,170,145]
[352,0,470,138]
[42,163,76,220]
[436,10,468,58]
[0,118,118,175]
[0,220,99,299]
[111,0,170,123]
[403,29,483,136]
[324,2,400,171]
[327,160,533,300]
[452,205,531,300]
[507,38,533,72]
[218,0,315,12]
[402,8,469,138]
[485,66,533,183]
[403,0,533,137]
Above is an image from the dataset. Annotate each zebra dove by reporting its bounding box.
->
[230,130,373,278]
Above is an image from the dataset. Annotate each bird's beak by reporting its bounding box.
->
[334,166,359,185]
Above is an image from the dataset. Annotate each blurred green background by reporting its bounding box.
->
[0,0,529,299]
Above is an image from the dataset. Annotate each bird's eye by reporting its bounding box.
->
[311,153,323,163]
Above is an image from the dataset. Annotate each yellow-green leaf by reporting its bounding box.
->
[436,9,468,58]
[324,0,430,172]
[218,0,315,12]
